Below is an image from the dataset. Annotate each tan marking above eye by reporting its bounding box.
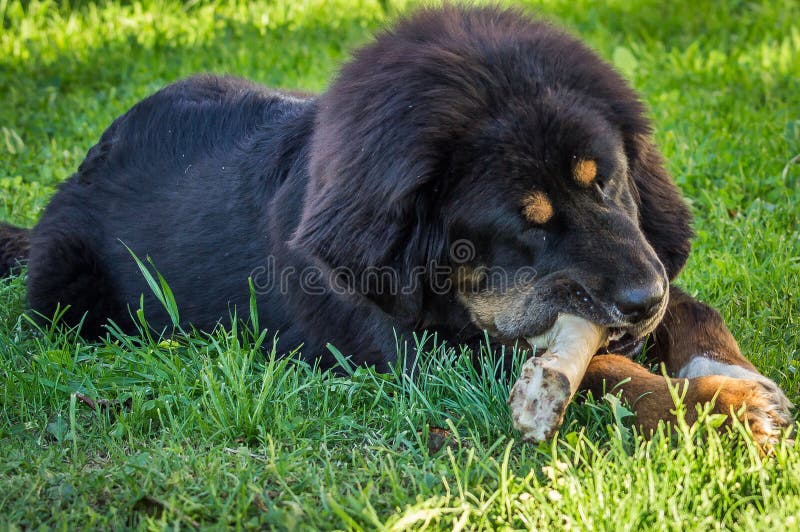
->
[573,159,597,187]
[521,191,554,224]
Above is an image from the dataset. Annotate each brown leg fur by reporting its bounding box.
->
[648,286,757,374]
[582,286,793,444]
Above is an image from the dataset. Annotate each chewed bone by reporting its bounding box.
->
[508,314,608,442]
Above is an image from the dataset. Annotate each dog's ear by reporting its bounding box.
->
[288,24,474,303]
[288,77,458,323]
[289,96,451,283]
[289,116,449,318]
[627,135,693,279]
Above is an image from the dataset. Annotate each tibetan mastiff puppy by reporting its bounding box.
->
[0,5,790,441]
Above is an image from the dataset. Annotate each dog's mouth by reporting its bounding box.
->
[581,295,666,356]
[458,277,667,355]
[592,299,664,356]
[518,323,651,357]
[604,329,646,356]
[567,279,667,348]
[513,301,664,357]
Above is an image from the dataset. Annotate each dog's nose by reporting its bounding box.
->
[614,281,665,323]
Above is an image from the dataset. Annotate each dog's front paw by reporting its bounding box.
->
[692,375,794,445]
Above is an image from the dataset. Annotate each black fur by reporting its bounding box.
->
[0,222,29,277]
[2,5,693,369]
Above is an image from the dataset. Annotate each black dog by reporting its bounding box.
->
[0,5,790,441]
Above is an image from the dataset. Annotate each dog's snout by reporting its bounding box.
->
[613,280,665,323]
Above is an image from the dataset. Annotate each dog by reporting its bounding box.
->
[0,5,791,442]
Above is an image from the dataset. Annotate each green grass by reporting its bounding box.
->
[1,0,799,528]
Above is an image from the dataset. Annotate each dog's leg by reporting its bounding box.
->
[27,226,123,338]
[650,286,792,440]
[581,286,793,443]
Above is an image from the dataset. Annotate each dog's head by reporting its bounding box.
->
[291,5,692,345]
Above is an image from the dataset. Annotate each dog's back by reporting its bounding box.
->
[4,74,314,336]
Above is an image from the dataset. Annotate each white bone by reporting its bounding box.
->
[508,314,607,442]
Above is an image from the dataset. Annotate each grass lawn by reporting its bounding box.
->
[2,0,800,528]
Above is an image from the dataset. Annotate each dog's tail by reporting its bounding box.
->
[0,222,30,277]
